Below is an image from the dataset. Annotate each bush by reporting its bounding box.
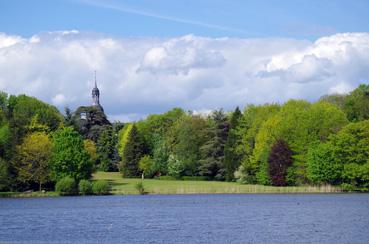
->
[341,183,356,192]
[92,180,111,195]
[182,176,206,181]
[135,182,145,195]
[79,180,92,195]
[55,177,78,196]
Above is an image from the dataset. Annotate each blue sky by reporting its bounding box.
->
[0,1,369,121]
[1,0,369,39]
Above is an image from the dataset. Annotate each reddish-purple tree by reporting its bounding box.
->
[268,139,293,186]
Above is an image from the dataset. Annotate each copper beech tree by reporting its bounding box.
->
[268,139,293,186]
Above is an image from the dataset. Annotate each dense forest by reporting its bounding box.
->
[0,84,368,193]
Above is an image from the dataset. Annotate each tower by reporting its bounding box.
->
[92,71,103,111]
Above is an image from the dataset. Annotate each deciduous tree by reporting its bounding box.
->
[15,132,53,191]
[50,127,92,182]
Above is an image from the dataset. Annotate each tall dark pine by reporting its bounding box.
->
[120,124,145,177]
[199,110,229,180]
[224,107,242,181]
[97,126,120,172]
[268,139,293,186]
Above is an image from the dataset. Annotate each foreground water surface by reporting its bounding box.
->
[0,194,368,244]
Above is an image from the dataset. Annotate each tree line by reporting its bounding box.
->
[0,84,368,192]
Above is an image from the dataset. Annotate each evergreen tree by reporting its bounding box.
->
[64,107,74,127]
[268,139,293,186]
[120,124,146,177]
[96,126,120,172]
[224,107,242,181]
[199,110,229,180]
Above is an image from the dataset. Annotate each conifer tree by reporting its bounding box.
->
[120,124,146,177]
[199,110,229,180]
[97,126,120,172]
[224,107,242,181]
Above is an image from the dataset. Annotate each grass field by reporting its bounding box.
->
[93,171,343,195]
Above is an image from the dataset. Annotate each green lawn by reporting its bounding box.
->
[93,172,342,195]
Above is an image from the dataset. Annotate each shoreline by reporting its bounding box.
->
[2,191,368,199]
[5,172,367,198]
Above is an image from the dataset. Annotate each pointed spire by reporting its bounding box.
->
[94,70,97,88]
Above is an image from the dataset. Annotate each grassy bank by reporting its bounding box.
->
[0,191,59,198]
[0,172,343,197]
[93,172,343,195]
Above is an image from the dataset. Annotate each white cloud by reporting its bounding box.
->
[138,35,225,75]
[0,33,24,48]
[52,93,67,106]
[0,31,368,121]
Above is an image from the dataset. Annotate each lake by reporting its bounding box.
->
[0,194,368,243]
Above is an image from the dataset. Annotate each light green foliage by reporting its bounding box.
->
[50,127,93,182]
[248,100,348,185]
[168,115,209,176]
[307,143,342,185]
[138,155,155,177]
[92,180,111,195]
[79,179,93,195]
[236,104,280,183]
[117,123,133,158]
[330,120,369,190]
[167,154,184,179]
[308,101,349,141]
[15,132,53,191]
[55,176,78,196]
[135,182,145,195]
[8,94,62,141]
[344,84,369,121]
[151,136,169,175]
[84,139,98,166]
[136,108,185,152]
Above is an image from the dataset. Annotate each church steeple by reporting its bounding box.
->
[92,71,103,111]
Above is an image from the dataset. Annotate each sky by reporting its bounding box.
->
[0,0,369,121]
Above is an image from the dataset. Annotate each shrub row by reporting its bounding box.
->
[55,177,111,196]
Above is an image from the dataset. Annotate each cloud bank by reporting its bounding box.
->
[0,31,368,121]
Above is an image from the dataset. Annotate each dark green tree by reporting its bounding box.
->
[96,126,120,172]
[224,107,242,181]
[344,84,369,122]
[168,115,209,176]
[120,124,146,177]
[199,110,229,180]
[72,106,111,142]
[50,127,93,182]
[0,158,10,191]
[64,107,74,127]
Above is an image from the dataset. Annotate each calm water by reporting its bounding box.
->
[0,194,368,244]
